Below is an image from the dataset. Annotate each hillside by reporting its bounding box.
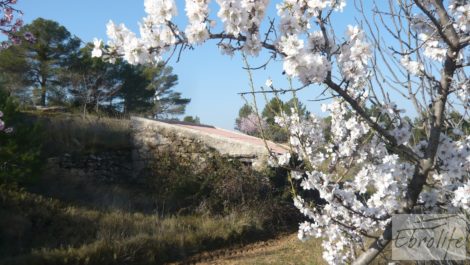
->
[0,113,300,265]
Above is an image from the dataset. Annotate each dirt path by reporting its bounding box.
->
[170,234,326,265]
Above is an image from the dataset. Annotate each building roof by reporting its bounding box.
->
[156,119,288,154]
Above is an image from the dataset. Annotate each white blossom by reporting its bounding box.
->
[400,55,424,76]
[145,0,177,24]
[91,38,103,58]
[185,0,210,44]
[218,42,236,56]
[452,183,470,211]
[307,31,326,52]
[216,0,247,36]
[278,34,304,57]
[419,33,447,62]
[450,1,470,33]
[456,80,470,106]
[277,152,291,166]
[265,78,273,87]
[185,21,209,44]
[338,25,372,88]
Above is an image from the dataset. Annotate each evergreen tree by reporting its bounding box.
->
[0,18,81,106]
[183,116,200,124]
[115,63,154,114]
[105,61,190,118]
[66,43,122,112]
[66,44,190,117]
[143,64,190,119]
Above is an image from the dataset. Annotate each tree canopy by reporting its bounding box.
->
[0,18,191,118]
[0,18,81,106]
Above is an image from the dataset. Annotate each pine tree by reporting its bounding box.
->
[0,18,81,106]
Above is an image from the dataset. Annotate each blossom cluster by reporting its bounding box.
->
[95,0,179,64]
[408,4,469,66]
[422,135,470,212]
[93,0,348,82]
[450,0,470,34]
[275,99,469,263]
[453,183,470,211]
[419,33,447,62]
[273,1,350,85]
[321,100,370,162]
[272,108,325,168]
[185,0,210,44]
[400,55,424,76]
[237,113,267,135]
[216,0,269,56]
[412,9,451,63]
[338,25,371,88]
[276,0,345,36]
[0,0,35,48]
[456,80,470,106]
[377,101,411,146]
[0,111,12,133]
[278,34,331,85]
[0,0,27,48]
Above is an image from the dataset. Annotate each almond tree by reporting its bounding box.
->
[0,0,30,131]
[0,0,33,49]
[93,0,470,264]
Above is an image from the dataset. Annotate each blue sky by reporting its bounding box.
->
[15,0,364,129]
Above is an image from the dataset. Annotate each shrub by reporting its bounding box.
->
[0,91,44,184]
[146,143,296,226]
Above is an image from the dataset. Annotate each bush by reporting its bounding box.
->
[146,145,296,227]
[0,91,44,184]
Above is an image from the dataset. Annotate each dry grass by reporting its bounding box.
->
[37,113,132,155]
[0,185,267,265]
[180,233,326,265]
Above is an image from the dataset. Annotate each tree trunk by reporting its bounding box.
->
[352,1,460,261]
[40,83,47,106]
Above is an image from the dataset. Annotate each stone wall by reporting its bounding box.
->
[131,121,215,180]
[130,117,276,176]
[36,116,284,213]
[50,151,133,183]
[42,116,280,190]
[38,150,156,213]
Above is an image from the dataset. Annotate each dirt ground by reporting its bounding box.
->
[170,234,326,265]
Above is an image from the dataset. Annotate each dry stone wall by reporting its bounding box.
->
[130,117,273,178]
[43,117,276,188]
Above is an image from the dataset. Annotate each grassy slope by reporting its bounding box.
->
[0,112,323,265]
[0,113,293,265]
[36,113,133,155]
[0,185,269,265]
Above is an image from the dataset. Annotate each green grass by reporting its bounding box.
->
[0,185,268,265]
